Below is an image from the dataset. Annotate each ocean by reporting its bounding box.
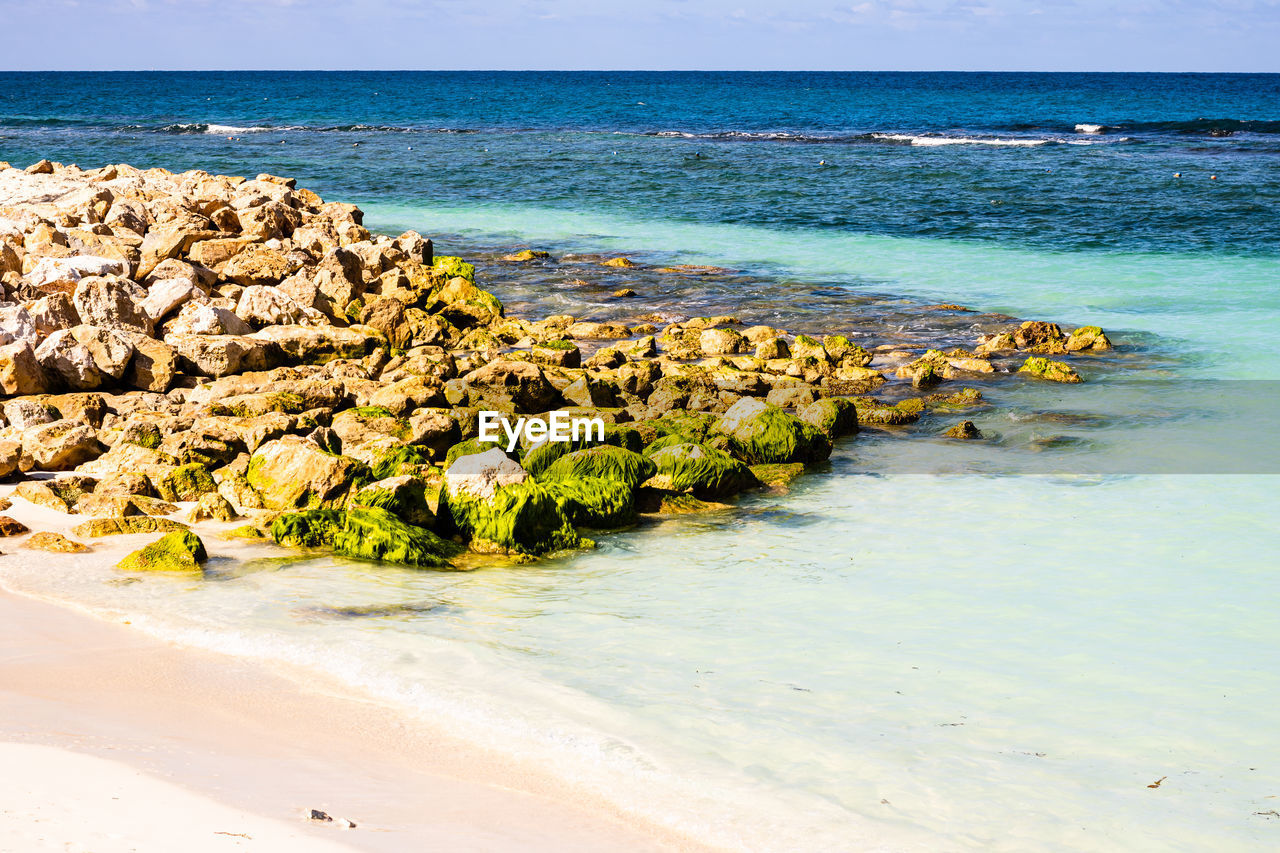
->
[3,71,1280,850]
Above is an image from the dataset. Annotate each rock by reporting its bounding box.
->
[432,256,475,282]
[944,420,982,439]
[749,463,806,489]
[156,462,217,502]
[166,333,276,377]
[77,441,179,481]
[0,440,20,479]
[163,302,253,336]
[3,398,59,429]
[975,332,1017,355]
[26,293,80,336]
[72,516,190,537]
[249,325,379,365]
[560,375,618,408]
[1018,357,1083,383]
[35,330,104,389]
[350,475,434,527]
[542,477,635,528]
[74,493,144,517]
[446,477,582,557]
[430,277,503,328]
[616,360,660,397]
[600,257,635,268]
[126,337,179,391]
[236,285,313,327]
[0,341,50,395]
[854,398,923,426]
[140,277,197,322]
[755,337,790,360]
[333,506,457,567]
[445,447,529,500]
[567,321,631,340]
[222,246,292,287]
[502,249,550,262]
[72,275,152,334]
[798,398,859,439]
[21,531,90,553]
[461,360,557,413]
[246,436,366,510]
[189,491,238,522]
[1014,321,1068,354]
[1065,325,1113,352]
[0,515,29,536]
[530,340,580,368]
[645,442,756,499]
[24,255,128,291]
[699,328,744,356]
[714,398,831,465]
[539,446,655,490]
[0,304,38,346]
[765,384,818,409]
[14,481,77,513]
[69,324,135,380]
[116,530,207,572]
[612,288,636,298]
[23,419,102,469]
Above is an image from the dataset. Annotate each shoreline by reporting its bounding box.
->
[0,582,709,852]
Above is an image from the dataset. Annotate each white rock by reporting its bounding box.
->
[141,277,197,322]
[23,254,128,289]
[34,329,104,389]
[444,447,527,501]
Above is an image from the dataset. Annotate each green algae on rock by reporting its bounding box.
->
[431,256,476,283]
[749,463,807,489]
[350,475,435,528]
[1018,357,1083,383]
[271,509,345,548]
[157,462,217,502]
[645,443,758,499]
[798,398,859,440]
[332,506,459,568]
[715,398,832,465]
[539,445,657,491]
[446,479,584,556]
[246,436,370,509]
[543,476,636,529]
[117,530,207,572]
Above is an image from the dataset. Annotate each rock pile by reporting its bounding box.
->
[0,159,1110,569]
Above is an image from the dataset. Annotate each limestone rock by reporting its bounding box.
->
[246,435,365,510]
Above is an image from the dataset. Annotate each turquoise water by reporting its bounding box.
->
[3,72,1280,849]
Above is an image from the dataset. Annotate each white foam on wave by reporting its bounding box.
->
[1075,123,1106,134]
[204,124,270,135]
[872,133,1047,147]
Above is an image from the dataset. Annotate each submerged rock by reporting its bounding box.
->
[21,531,91,553]
[943,420,983,439]
[446,478,583,557]
[645,443,757,499]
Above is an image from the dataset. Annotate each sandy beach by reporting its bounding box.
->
[0,586,704,852]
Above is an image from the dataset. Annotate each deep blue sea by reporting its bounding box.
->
[3,72,1280,850]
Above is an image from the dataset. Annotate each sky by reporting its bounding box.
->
[1,0,1277,72]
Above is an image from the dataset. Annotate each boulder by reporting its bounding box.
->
[72,275,152,335]
[1014,321,1068,354]
[249,325,380,364]
[140,277,197,323]
[21,531,90,553]
[530,340,580,368]
[69,324,135,380]
[236,285,313,327]
[35,330,104,389]
[541,477,635,528]
[1018,356,1083,383]
[23,419,102,469]
[445,447,529,500]
[163,302,254,337]
[246,435,366,510]
[714,398,831,465]
[0,341,50,395]
[539,446,655,491]
[461,360,557,413]
[126,337,179,392]
[1065,325,1113,352]
[166,333,276,377]
[699,327,745,356]
[117,530,207,572]
[798,398,859,439]
[0,304,38,346]
[3,398,59,430]
[645,442,757,499]
[943,420,982,439]
[222,246,292,287]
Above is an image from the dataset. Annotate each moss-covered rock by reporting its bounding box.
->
[749,463,806,489]
[853,398,923,426]
[927,388,984,409]
[73,516,190,537]
[522,439,575,477]
[432,256,476,283]
[223,524,267,540]
[271,509,345,548]
[714,398,832,465]
[943,420,983,439]
[539,445,656,491]
[350,475,435,527]
[798,398,859,440]
[645,442,758,498]
[157,463,218,502]
[117,530,207,573]
[445,479,583,556]
[1065,325,1113,352]
[444,436,511,468]
[543,476,636,529]
[370,444,437,480]
[1018,357,1083,383]
[332,506,459,568]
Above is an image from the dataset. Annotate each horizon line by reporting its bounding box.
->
[2,68,1278,75]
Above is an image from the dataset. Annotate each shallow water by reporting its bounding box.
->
[3,72,1280,850]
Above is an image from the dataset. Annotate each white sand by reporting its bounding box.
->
[0,743,361,852]
[0,549,707,853]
